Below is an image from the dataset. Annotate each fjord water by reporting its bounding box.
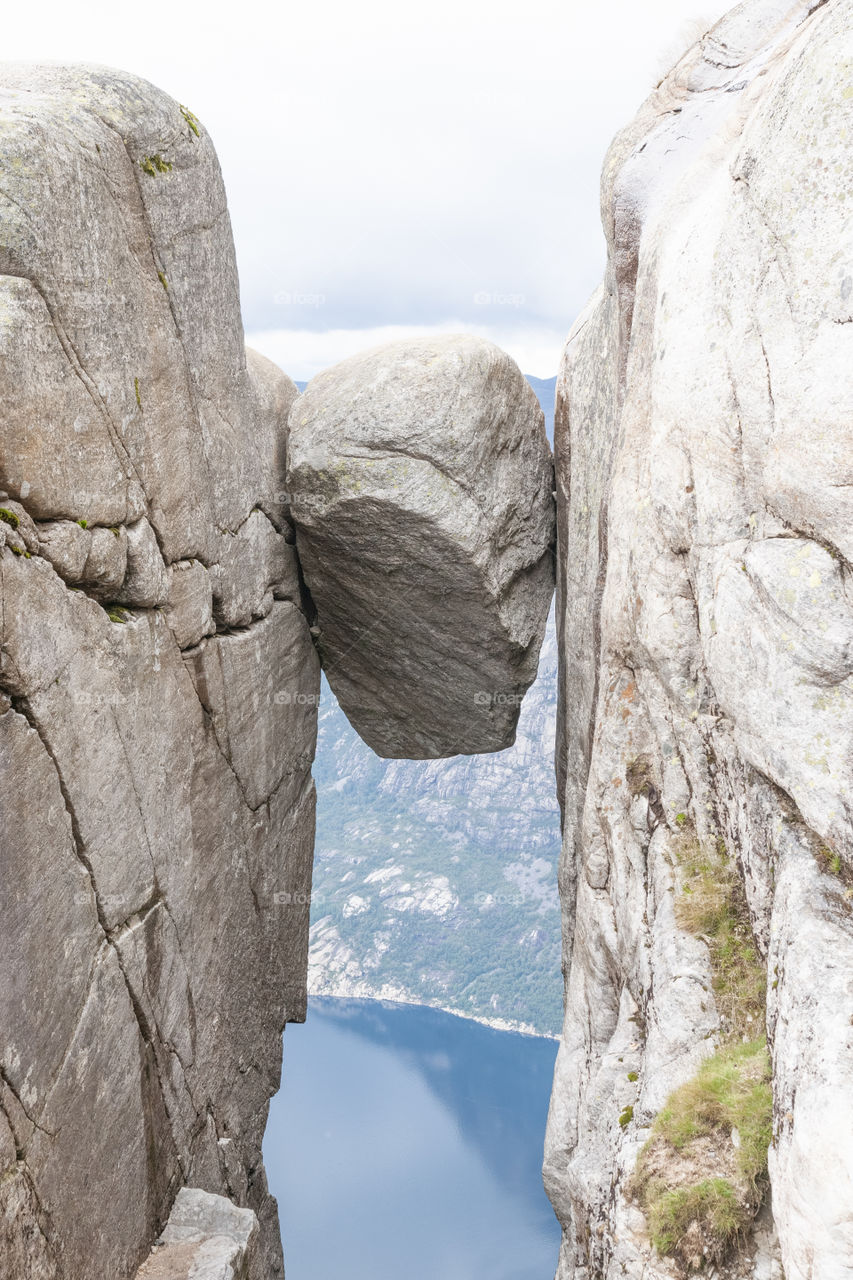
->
[264,997,560,1280]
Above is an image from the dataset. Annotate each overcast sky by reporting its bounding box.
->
[4,0,728,377]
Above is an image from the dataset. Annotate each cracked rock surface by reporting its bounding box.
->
[286,334,556,758]
[0,64,316,1280]
[545,2,853,1277]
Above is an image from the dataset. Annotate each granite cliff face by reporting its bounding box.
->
[544,2,853,1275]
[0,64,319,1280]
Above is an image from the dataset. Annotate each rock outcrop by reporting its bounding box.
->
[134,1190,259,1280]
[0,65,316,1280]
[286,336,555,757]
[545,2,853,1276]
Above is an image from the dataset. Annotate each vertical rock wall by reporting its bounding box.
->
[0,66,318,1280]
[545,2,853,1276]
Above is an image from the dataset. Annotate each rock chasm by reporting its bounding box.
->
[2,2,853,1273]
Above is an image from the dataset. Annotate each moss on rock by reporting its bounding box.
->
[179,105,201,137]
[139,154,172,177]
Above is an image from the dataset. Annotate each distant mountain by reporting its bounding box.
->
[304,375,563,1036]
[525,375,556,443]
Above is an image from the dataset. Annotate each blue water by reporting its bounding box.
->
[264,997,561,1280]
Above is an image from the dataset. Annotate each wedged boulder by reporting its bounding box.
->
[287,334,555,758]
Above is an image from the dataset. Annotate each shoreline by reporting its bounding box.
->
[306,982,560,1042]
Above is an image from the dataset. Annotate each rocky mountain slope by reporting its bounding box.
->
[307,609,562,1035]
[544,2,853,1276]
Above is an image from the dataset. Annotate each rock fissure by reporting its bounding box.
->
[0,1064,55,1148]
[8,693,190,1183]
[6,30,852,1280]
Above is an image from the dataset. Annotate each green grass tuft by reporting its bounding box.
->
[674,836,766,1038]
[630,830,772,1269]
[650,1039,772,1186]
[820,846,843,876]
[0,507,20,529]
[633,1039,772,1267]
[648,1178,747,1258]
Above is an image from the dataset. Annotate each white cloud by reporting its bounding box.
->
[2,0,732,360]
[246,321,568,382]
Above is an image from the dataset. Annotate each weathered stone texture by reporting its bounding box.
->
[287,334,555,758]
[545,3,853,1278]
[134,1189,259,1280]
[0,64,318,1280]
